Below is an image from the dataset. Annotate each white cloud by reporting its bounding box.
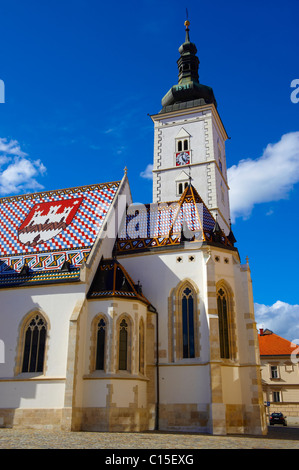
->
[140,163,153,180]
[0,137,27,157]
[0,138,46,195]
[228,132,299,222]
[255,301,299,342]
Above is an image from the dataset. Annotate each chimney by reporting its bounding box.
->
[259,328,264,336]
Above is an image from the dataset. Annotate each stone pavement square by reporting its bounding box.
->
[0,426,299,450]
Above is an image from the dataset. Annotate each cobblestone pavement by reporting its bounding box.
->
[0,426,299,449]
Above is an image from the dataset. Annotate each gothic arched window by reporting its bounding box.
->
[182,287,195,358]
[119,318,128,370]
[169,280,200,362]
[96,318,106,370]
[217,288,230,359]
[22,314,47,373]
[139,319,145,374]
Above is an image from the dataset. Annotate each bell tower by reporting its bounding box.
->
[151,20,231,234]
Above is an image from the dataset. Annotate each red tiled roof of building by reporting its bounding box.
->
[258,329,297,356]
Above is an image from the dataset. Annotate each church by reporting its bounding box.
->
[0,20,267,435]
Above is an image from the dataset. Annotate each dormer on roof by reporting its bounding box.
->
[87,257,154,310]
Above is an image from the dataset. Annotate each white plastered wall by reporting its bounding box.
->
[0,284,85,409]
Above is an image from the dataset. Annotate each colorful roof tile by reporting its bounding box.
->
[0,266,81,289]
[258,330,298,356]
[116,184,233,254]
[0,181,120,281]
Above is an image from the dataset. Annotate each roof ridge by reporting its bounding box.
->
[0,180,121,204]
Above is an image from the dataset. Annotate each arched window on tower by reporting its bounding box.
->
[96,318,106,370]
[22,314,47,373]
[182,287,195,358]
[183,139,189,150]
[217,288,230,359]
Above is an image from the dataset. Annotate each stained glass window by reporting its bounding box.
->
[96,318,106,370]
[182,287,195,358]
[217,288,230,359]
[22,314,46,373]
[119,319,128,370]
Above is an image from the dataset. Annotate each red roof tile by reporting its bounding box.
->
[258,330,297,356]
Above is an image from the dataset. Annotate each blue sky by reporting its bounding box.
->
[0,0,298,340]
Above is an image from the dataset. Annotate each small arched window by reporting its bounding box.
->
[177,140,182,152]
[182,287,195,358]
[22,314,47,373]
[96,318,106,370]
[119,319,128,370]
[184,139,188,150]
[217,288,230,359]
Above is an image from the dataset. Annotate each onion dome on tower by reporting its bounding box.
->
[161,19,217,113]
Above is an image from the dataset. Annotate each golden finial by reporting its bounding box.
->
[185,8,190,29]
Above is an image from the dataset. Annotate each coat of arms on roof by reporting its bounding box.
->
[18,198,83,247]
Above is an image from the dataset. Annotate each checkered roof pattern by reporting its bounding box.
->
[0,182,120,258]
[118,190,216,240]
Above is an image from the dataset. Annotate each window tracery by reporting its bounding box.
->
[96,318,106,370]
[119,318,128,370]
[22,314,47,373]
[169,280,200,361]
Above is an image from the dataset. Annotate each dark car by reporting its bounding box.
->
[269,412,287,426]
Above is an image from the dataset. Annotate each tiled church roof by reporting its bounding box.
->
[116,184,234,254]
[0,181,120,286]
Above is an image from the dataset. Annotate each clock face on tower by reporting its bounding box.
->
[176,151,190,166]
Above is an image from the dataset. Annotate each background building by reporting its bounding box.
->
[259,329,299,425]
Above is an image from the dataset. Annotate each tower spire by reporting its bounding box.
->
[160,16,217,111]
[184,8,190,43]
[177,17,199,85]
